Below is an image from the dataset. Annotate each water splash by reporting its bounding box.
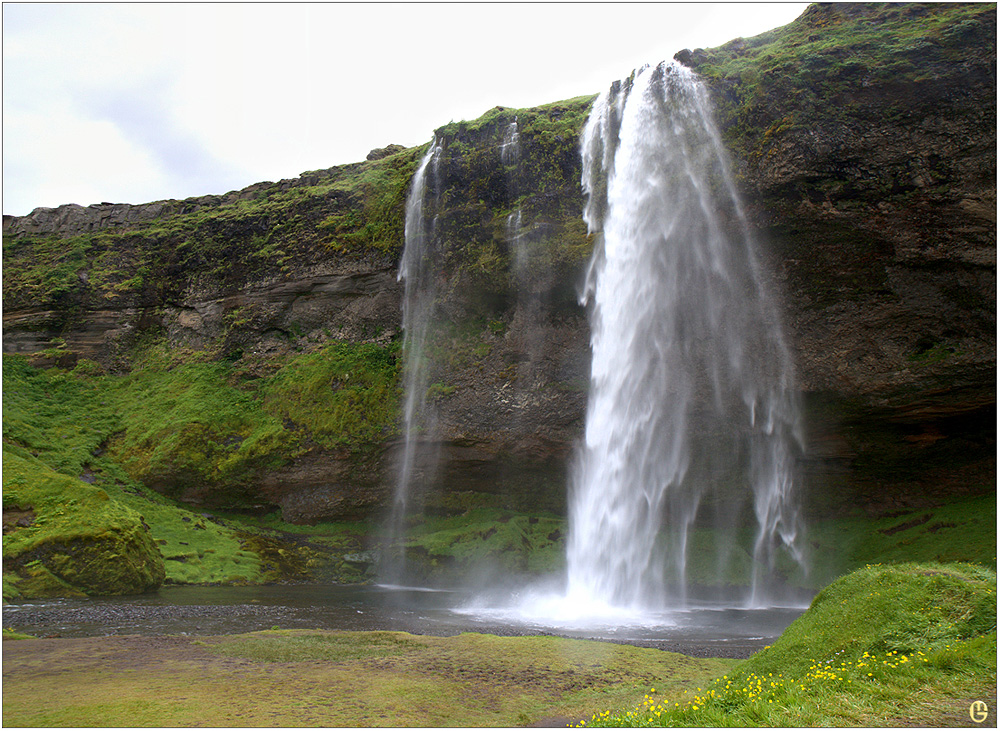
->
[384,140,443,578]
[567,61,805,610]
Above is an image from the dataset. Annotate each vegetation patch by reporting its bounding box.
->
[1,630,731,727]
[1,353,390,597]
[401,507,567,582]
[2,628,36,641]
[261,340,400,450]
[2,449,165,597]
[108,358,293,496]
[581,562,996,727]
[806,494,997,587]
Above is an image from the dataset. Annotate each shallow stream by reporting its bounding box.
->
[3,583,806,659]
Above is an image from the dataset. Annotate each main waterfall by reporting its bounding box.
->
[566,61,805,610]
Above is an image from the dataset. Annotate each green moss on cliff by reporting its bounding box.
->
[94,337,400,502]
[2,449,166,597]
[430,96,594,285]
[108,359,292,495]
[262,340,401,450]
[2,147,424,315]
[400,508,567,582]
[685,2,995,170]
[2,352,399,596]
[319,146,425,256]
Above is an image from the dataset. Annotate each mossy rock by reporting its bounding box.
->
[2,450,165,599]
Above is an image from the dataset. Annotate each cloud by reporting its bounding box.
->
[3,104,166,210]
[3,3,810,216]
[72,74,252,198]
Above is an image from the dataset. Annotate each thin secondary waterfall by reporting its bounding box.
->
[567,61,805,609]
[385,140,443,578]
[501,118,520,166]
[502,119,527,280]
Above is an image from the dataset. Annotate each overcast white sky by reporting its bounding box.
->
[3,2,808,217]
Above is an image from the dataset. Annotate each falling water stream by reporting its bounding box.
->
[390,62,807,626]
[384,140,443,579]
[565,61,805,613]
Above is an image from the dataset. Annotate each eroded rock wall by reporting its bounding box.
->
[3,3,994,522]
[687,2,996,513]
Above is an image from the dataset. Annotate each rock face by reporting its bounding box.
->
[3,3,994,522]
[682,2,996,514]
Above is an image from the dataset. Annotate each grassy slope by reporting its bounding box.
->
[2,449,165,597]
[1,350,397,597]
[584,562,996,727]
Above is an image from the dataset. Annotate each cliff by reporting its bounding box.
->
[3,2,995,525]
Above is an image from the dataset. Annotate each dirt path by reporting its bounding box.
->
[2,629,734,727]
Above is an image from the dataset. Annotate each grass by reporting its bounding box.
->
[2,629,36,640]
[581,562,997,727]
[1,630,731,727]
[4,564,993,726]
[1,449,165,597]
[1,352,398,597]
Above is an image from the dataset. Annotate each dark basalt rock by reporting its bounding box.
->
[2,3,994,522]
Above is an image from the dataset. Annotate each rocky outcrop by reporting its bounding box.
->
[2,3,994,522]
[682,2,996,513]
[367,144,406,161]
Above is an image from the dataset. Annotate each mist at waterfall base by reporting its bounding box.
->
[387,61,810,632]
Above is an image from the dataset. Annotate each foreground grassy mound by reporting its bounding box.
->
[2,450,165,598]
[583,562,997,727]
[0,630,732,727]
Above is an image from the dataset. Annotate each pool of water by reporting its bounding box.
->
[3,583,807,658]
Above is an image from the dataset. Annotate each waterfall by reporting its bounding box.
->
[567,61,805,609]
[385,140,443,578]
[501,118,520,167]
[502,119,527,282]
